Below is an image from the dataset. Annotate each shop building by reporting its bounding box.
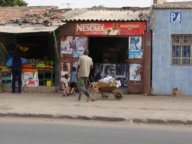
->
[152,1,192,95]
[0,7,152,94]
[59,7,152,94]
[0,6,66,92]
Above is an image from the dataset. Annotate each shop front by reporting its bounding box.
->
[59,21,151,94]
[0,27,60,93]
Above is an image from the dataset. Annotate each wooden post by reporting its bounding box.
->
[53,31,60,86]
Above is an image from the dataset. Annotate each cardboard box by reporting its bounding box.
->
[22,71,38,80]
[22,79,39,87]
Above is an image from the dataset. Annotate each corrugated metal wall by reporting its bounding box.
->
[152,9,192,95]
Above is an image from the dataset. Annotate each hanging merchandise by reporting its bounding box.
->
[6,56,28,67]
[17,44,29,52]
[0,66,11,73]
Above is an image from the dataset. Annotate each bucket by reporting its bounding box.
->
[46,80,52,87]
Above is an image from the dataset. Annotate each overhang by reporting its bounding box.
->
[0,25,60,34]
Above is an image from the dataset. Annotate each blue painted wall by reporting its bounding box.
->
[152,9,192,96]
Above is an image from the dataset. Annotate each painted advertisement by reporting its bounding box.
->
[75,22,146,36]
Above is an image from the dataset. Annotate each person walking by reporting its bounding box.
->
[77,49,93,102]
[69,66,77,95]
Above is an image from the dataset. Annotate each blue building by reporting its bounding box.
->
[152,2,192,96]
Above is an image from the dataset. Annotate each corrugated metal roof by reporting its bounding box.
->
[0,6,67,33]
[153,2,192,9]
[0,25,59,33]
[0,6,56,21]
[61,7,150,22]
[0,7,149,33]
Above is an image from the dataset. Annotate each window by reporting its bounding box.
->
[172,35,192,65]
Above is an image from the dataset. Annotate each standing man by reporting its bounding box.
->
[77,49,93,102]
[12,52,22,93]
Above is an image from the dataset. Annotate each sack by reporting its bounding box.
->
[6,57,28,67]
[21,57,28,64]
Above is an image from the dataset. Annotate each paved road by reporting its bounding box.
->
[0,118,192,144]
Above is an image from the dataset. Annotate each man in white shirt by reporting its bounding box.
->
[77,49,93,101]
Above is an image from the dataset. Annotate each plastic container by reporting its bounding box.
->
[46,80,52,87]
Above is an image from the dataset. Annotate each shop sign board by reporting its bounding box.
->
[75,22,146,36]
[170,12,181,23]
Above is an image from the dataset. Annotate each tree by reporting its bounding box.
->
[0,0,28,7]
[92,5,104,8]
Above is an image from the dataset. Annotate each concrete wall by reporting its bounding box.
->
[152,9,192,96]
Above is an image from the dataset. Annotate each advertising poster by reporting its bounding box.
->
[116,64,128,87]
[74,36,88,56]
[129,64,141,81]
[60,36,73,54]
[60,36,88,57]
[128,36,143,58]
[100,63,116,78]
[115,64,126,78]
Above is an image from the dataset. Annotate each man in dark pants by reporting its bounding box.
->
[12,53,22,93]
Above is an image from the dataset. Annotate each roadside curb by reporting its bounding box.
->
[0,113,192,125]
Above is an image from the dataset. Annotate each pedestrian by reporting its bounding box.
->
[62,74,70,96]
[77,49,93,102]
[69,66,77,95]
[11,52,22,93]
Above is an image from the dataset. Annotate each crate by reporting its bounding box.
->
[0,72,12,91]
[2,80,12,86]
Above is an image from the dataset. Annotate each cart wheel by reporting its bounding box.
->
[114,92,123,99]
[101,93,109,99]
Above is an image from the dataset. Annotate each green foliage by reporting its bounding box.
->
[0,0,28,7]
[91,5,104,8]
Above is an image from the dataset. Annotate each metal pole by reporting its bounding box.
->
[53,31,59,62]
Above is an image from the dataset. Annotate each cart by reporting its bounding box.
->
[95,81,123,100]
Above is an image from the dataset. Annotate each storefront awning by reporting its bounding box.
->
[0,25,60,34]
